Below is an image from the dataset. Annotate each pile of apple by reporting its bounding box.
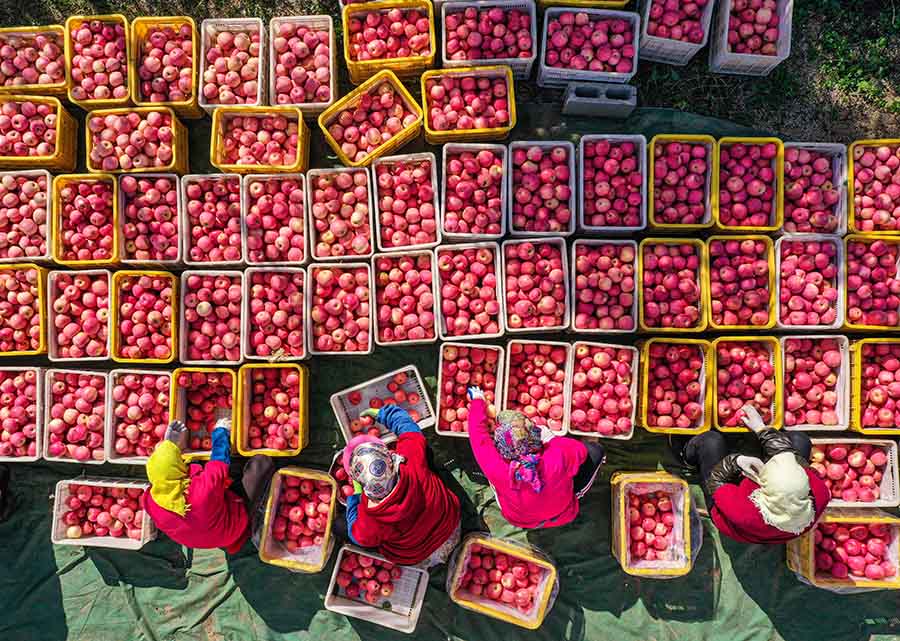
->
[783,337,842,428]
[853,143,900,232]
[269,475,332,553]
[87,110,176,172]
[0,368,39,459]
[454,544,545,615]
[439,343,501,434]
[335,551,402,604]
[0,265,42,353]
[59,484,146,541]
[46,370,107,462]
[544,12,635,74]
[374,155,437,249]
[715,340,776,428]
[218,112,299,169]
[444,6,533,62]
[114,272,174,361]
[442,147,504,236]
[271,20,332,106]
[504,241,566,330]
[345,7,432,62]
[246,270,305,359]
[783,147,842,233]
[645,0,708,43]
[244,367,301,451]
[0,99,59,158]
[846,238,900,328]
[0,29,65,88]
[778,238,840,327]
[708,238,770,327]
[858,342,900,431]
[505,342,567,432]
[201,26,261,105]
[309,265,371,353]
[135,22,194,104]
[110,371,169,459]
[652,139,709,225]
[56,177,116,263]
[571,344,635,437]
[310,169,372,259]
[726,0,780,56]
[50,271,109,359]
[810,443,889,503]
[645,341,705,430]
[627,490,679,564]
[718,141,778,228]
[182,272,242,363]
[374,253,435,343]
[174,369,233,452]
[245,175,305,264]
[814,522,897,582]
[67,18,129,102]
[0,172,49,260]
[184,175,242,264]
[119,175,180,263]
[573,242,636,331]
[436,245,502,337]
[424,73,510,132]
[345,371,423,436]
[510,144,573,234]
[582,138,643,229]
[640,241,703,329]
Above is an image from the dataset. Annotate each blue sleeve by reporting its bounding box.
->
[210,427,231,465]
[345,494,361,545]
[377,404,421,436]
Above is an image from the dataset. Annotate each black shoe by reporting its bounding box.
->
[669,435,695,468]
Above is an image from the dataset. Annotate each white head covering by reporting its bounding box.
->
[748,452,815,535]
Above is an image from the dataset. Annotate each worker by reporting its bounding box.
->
[466,386,606,529]
[673,405,830,544]
[344,404,460,567]
[0,464,13,523]
[143,418,274,553]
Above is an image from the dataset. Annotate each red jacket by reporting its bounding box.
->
[142,461,250,553]
[711,468,830,544]
[351,431,460,565]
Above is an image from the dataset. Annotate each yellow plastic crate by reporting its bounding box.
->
[0,263,47,356]
[64,14,132,109]
[129,17,202,119]
[342,0,436,84]
[258,466,336,572]
[639,337,712,435]
[0,95,76,172]
[848,139,900,234]
[210,105,309,174]
[843,234,900,331]
[850,338,900,435]
[109,270,178,365]
[0,25,67,95]
[714,136,784,232]
[648,134,717,231]
[704,235,776,331]
[169,366,237,462]
[420,65,516,144]
[85,106,188,175]
[318,69,423,168]
[711,335,783,432]
[51,173,120,267]
[235,363,309,457]
[637,237,708,333]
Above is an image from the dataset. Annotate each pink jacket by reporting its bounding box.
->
[467,398,587,529]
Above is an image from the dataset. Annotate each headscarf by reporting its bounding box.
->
[493,410,544,493]
[748,452,815,535]
[345,435,403,501]
[146,440,191,516]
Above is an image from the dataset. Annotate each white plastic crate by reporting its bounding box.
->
[538,8,641,87]
[0,169,52,264]
[117,173,183,268]
[306,167,374,262]
[104,368,171,465]
[180,174,245,268]
[51,477,156,549]
[330,365,436,443]
[306,262,374,356]
[0,366,43,463]
[47,269,112,362]
[570,239,639,334]
[567,341,638,440]
[810,438,899,509]
[268,15,337,116]
[325,544,429,634]
[242,266,308,362]
[781,335,850,432]
[199,18,267,114]
[372,152,442,253]
[501,237,570,332]
[435,342,505,438]
[169,366,237,461]
[372,250,439,347]
[638,0,716,66]
[782,142,848,236]
[508,140,576,237]
[579,134,648,233]
[440,0,538,78]
[774,234,845,331]
[502,339,572,435]
[441,143,508,241]
[178,270,245,366]
[708,0,793,76]
[435,242,506,341]
[43,368,109,465]
[649,135,714,229]
[240,173,308,266]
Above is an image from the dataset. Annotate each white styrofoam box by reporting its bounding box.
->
[567,341,638,440]
[638,0,716,66]
[708,0,793,76]
[199,18,267,114]
[117,173,183,268]
[435,342,505,438]
[570,239,639,334]
[42,368,109,465]
[268,15,337,116]
[810,438,899,509]
[178,270,245,366]
[242,266,308,362]
[502,339,572,435]
[435,242,506,341]
[0,169,52,264]
[180,174,245,268]
[774,234,845,331]
[508,140,576,237]
[371,250,439,347]
[47,269,112,362]
[780,335,850,432]
[372,152,442,253]
[306,167,374,262]
[579,134,648,233]
[782,142,848,236]
[240,173,308,266]
[0,366,43,462]
[104,368,171,465]
[306,262,375,356]
[501,237,570,332]
[441,143,508,241]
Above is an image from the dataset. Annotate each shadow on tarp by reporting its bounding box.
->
[86,537,190,590]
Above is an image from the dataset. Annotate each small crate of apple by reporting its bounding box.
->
[435,242,505,340]
[502,340,571,435]
[105,369,170,465]
[851,339,900,435]
[236,364,308,457]
[569,342,638,439]
[501,238,570,333]
[372,152,441,251]
[447,534,558,629]
[306,263,374,355]
[809,440,898,508]
[781,335,849,431]
[436,342,504,437]
[711,336,782,432]
[330,366,435,443]
[639,338,711,435]
[169,367,235,461]
[0,366,42,462]
[571,240,638,333]
[372,251,438,346]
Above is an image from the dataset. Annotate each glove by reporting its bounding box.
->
[214,416,232,432]
[164,420,188,451]
[539,425,555,444]
[467,386,485,401]
[352,480,364,495]
[736,455,765,482]
[740,405,766,433]
[360,408,379,420]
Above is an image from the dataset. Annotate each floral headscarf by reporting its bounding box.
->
[346,437,403,501]
[493,410,544,493]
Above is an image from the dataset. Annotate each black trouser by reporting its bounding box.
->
[238,455,276,514]
[573,442,606,498]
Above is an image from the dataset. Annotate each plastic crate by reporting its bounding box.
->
[568,341,638,439]
[51,173,120,267]
[198,18,266,114]
[51,478,156,549]
[104,368,171,465]
[64,14,132,109]
[85,106,188,175]
[537,8,640,87]
[306,262,374,356]
[843,235,900,331]
[179,174,245,268]
[704,235,776,331]
[0,263,47,357]
[236,363,309,457]
[420,65,516,144]
[178,270,243,366]
[501,237,570,333]
[0,95,76,172]
[440,0,537,78]
[508,140,576,237]
[708,0,794,77]
[647,134,716,231]
[268,15,337,116]
[210,105,309,174]
[242,267,308,362]
[639,337,712,435]
[810,439,899,509]
[47,269,112,362]
[110,269,177,365]
[169,366,237,462]
[116,173,183,267]
[129,17,202,118]
[502,339,571,435]
[0,169,52,265]
[43,368,109,464]
[0,366,43,463]
[440,143,508,241]
[536,0,629,6]
[774,234,845,331]
[318,69,423,168]
[241,173,307,266]
[372,152,442,252]
[638,0,716,66]
[435,242,506,340]
[0,25,67,96]
[710,335,783,432]
[372,250,439,347]
[715,136,785,232]
[637,238,708,333]
[306,167,374,262]
[848,139,900,234]
[579,134,648,234]
[850,338,900,436]
[330,365,435,443]
[570,239,638,334]
[435,342,505,438]
[781,335,850,432]
[783,142,848,235]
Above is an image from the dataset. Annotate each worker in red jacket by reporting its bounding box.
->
[344,404,461,567]
[675,405,830,544]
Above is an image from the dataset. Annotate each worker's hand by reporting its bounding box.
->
[539,425,555,444]
[352,480,364,495]
[740,405,767,433]
[467,386,485,401]
[214,416,232,432]
[360,408,379,420]
[736,455,765,482]
[164,420,189,451]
